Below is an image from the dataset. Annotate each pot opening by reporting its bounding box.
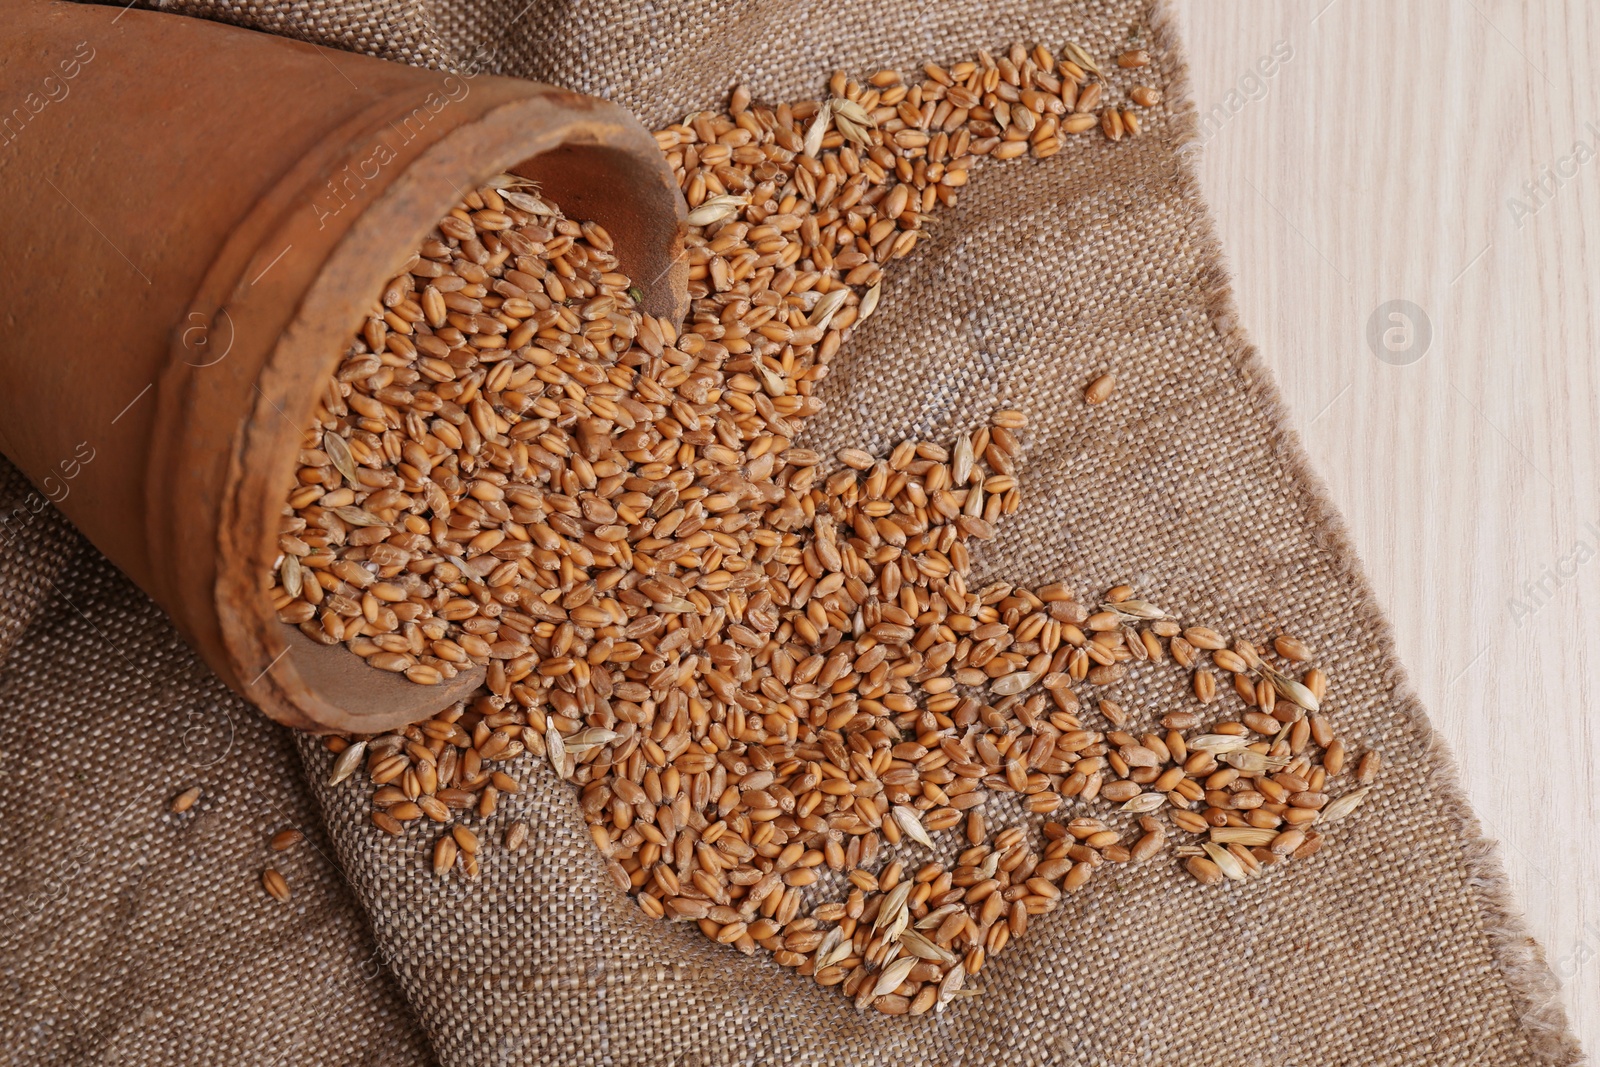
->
[248,132,684,733]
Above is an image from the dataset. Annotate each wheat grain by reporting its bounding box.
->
[261,868,290,902]
[269,828,304,852]
[289,43,1371,1013]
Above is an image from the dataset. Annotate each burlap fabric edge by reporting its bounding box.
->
[1144,5,1579,1062]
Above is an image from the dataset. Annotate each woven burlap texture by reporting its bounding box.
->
[5,0,1581,1063]
[0,461,436,1065]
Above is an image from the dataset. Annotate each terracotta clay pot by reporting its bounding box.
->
[0,0,687,732]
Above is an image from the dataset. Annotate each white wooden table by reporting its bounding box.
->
[1174,0,1599,1052]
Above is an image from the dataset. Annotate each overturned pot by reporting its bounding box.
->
[0,0,687,733]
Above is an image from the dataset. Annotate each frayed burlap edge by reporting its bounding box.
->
[1144,3,1581,1062]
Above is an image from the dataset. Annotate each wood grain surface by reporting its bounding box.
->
[1174,0,1599,1053]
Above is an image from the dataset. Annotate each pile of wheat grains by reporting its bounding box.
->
[265,43,1377,1015]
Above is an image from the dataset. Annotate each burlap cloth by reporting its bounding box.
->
[1,0,1583,1063]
